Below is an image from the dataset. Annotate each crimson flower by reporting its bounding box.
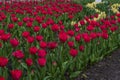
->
[38,58,46,67]
[35,16,42,23]
[110,26,118,32]
[26,22,33,28]
[1,33,11,41]
[0,76,5,80]
[11,69,22,80]
[90,32,97,40]
[18,22,23,27]
[10,38,19,47]
[59,31,68,43]
[29,46,38,55]
[68,15,73,19]
[69,48,78,57]
[26,36,34,43]
[39,41,47,49]
[0,56,8,67]
[8,23,14,29]
[87,25,94,31]
[12,50,24,59]
[79,45,84,52]
[42,23,47,28]
[38,49,47,58]
[68,41,74,48]
[33,26,40,32]
[67,30,74,36]
[51,24,59,32]
[82,33,91,43]
[26,58,33,66]
[36,35,43,41]
[79,20,85,25]
[22,31,30,38]
[0,29,5,35]
[101,32,109,39]
[48,42,58,49]
[11,17,18,22]
[75,34,81,42]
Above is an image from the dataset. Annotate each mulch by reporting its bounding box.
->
[75,49,120,80]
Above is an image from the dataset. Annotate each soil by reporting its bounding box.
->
[75,49,120,80]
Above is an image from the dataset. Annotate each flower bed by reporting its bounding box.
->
[0,0,120,80]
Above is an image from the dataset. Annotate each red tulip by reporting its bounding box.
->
[59,25,65,31]
[26,58,33,66]
[12,50,24,59]
[90,32,97,40]
[59,32,68,43]
[23,17,29,23]
[67,30,74,36]
[51,24,59,32]
[11,69,22,80]
[116,13,120,17]
[38,49,47,58]
[39,41,47,49]
[8,23,14,29]
[117,18,120,23]
[0,56,8,67]
[69,48,78,57]
[68,41,74,48]
[68,15,73,19]
[48,42,58,49]
[0,29,5,35]
[11,17,18,22]
[110,26,118,32]
[33,26,40,32]
[22,31,30,38]
[36,35,43,41]
[82,33,91,43]
[79,20,85,25]
[0,76,5,80]
[29,46,38,55]
[35,16,42,23]
[18,22,23,27]
[1,33,11,41]
[79,45,84,52]
[75,34,81,42]
[10,38,19,47]
[87,25,94,31]
[101,32,109,39]
[38,58,46,67]
[26,22,33,28]
[26,36,34,43]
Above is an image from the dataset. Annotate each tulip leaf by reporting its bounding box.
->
[70,71,81,78]
[118,34,120,40]
[43,76,52,80]
[62,61,69,74]
[21,63,28,70]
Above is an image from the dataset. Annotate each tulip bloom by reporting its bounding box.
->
[11,69,22,80]
[38,58,46,67]
[0,56,8,67]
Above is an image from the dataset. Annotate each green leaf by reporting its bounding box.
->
[70,71,81,78]
[21,63,28,70]
[43,76,52,80]
[118,34,120,40]
[62,61,68,70]
[62,61,69,74]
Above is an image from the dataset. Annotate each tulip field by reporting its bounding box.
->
[0,0,120,80]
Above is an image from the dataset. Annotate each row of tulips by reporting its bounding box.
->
[0,0,120,80]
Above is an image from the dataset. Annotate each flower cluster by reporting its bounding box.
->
[0,0,120,80]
